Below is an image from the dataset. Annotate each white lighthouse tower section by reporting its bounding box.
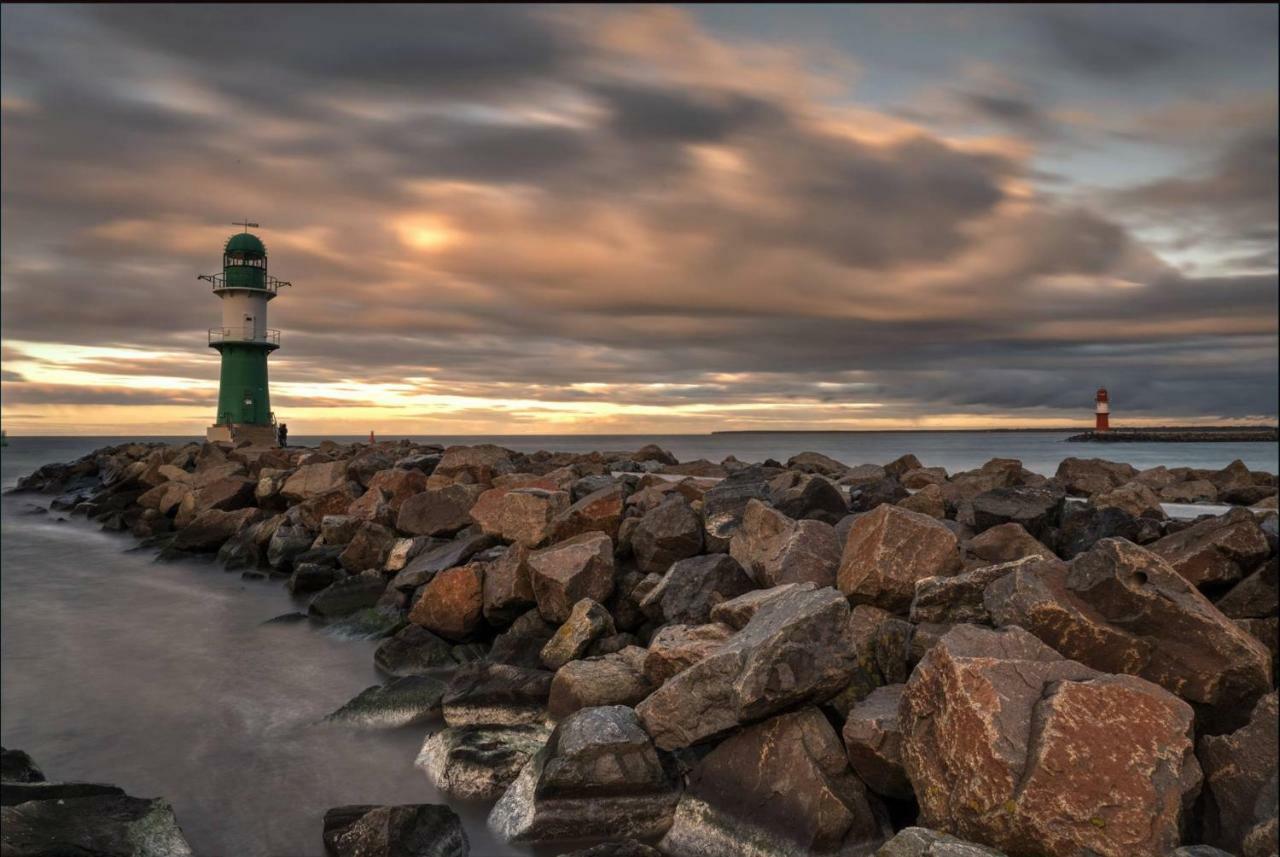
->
[219,289,271,342]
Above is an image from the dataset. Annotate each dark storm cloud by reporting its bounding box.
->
[1,4,1276,428]
[1035,10,1190,78]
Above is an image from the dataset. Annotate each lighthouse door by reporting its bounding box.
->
[243,314,254,340]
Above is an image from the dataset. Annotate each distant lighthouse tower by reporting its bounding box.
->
[1095,387,1110,432]
[198,222,291,446]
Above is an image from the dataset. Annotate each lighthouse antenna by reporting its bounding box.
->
[232,220,259,232]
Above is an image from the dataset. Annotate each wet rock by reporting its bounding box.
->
[849,478,910,513]
[171,507,262,552]
[289,562,338,594]
[0,748,44,784]
[541,599,615,670]
[417,723,552,801]
[489,609,558,669]
[985,540,1272,731]
[642,622,734,686]
[488,705,680,843]
[910,557,1039,626]
[0,780,127,807]
[528,532,616,623]
[1095,481,1167,519]
[730,499,841,588]
[873,827,1008,856]
[549,647,654,719]
[1215,557,1278,619]
[482,543,536,625]
[409,563,486,642]
[842,683,910,799]
[966,485,1065,542]
[310,574,387,619]
[326,675,448,728]
[337,521,398,573]
[1,792,194,856]
[365,467,430,512]
[838,504,961,612]
[281,460,350,502]
[898,484,946,519]
[638,554,754,625]
[1054,457,1138,496]
[442,662,553,727]
[769,472,849,524]
[396,484,487,537]
[1197,691,1278,856]
[700,476,771,551]
[631,497,704,575]
[636,586,856,749]
[550,484,625,544]
[1149,507,1270,587]
[322,803,467,857]
[660,707,890,857]
[900,625,1200,857]
[375,625,462,676]
[267,523,315,571]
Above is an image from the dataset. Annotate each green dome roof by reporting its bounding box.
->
[224,232,266,256]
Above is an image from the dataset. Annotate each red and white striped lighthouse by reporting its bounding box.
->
[1095,387,1110,431]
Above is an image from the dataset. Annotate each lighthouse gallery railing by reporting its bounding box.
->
[208,327,280,346]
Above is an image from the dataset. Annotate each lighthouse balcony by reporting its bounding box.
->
[209,326,280,348]
[198,273,291,295]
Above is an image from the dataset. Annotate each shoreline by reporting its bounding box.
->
[3,438,1278,857]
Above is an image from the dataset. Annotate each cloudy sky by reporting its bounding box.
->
[1,4,1276,435]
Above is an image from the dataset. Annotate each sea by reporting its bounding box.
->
[2,431,1276,856]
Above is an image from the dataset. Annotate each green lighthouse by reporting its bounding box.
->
[199,223,291,446]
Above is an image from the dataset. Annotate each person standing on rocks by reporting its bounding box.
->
[277,423,288,448]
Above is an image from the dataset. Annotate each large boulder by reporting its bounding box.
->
[281,460,350,502]
[417,723,552,801]
[540,599,615,670]
[549,647,654,719]
[636,586,856,749]
[787,451,849,477]
[337,521,398,573]
[396,485,487,537]
[482,543,537,625]
[550,484,626,544]
[842,683,911,799]
[325,675,448,728]
[1161,480,1220,504]
[1094,481,1166,520]
[910,558,1039,626]
[638,554,754,625]
[701,475,771,551]
[375,625,463,676]
[171,507,261,552]
[1054,457,1138,497]
[1215,557,1279,619]
[984,540,1272,732]
[838,504,961,612]
[310,574,388,619]
[322,803,467,857]
[965,486,1065,543]
[631,497,704,575]
[470,486,570,547]
[442,662,553,727]
[1055,503,1160,559]
[730,499,841,588]
[642,622,734,686]
[898,484,946,519]
[393,532,497,593]
[434,444,516,485]
[839,605,914,709]
[769,472,849,524]
[1148,507,1270,587]
[0,792,195,856]
[961,523,1055,568]
[409,563,486,641]
[488,705,680,843]
[660,707,889,857]
[527,532,616,623]
[1196,691,1278,856]
[900,625,1201,857]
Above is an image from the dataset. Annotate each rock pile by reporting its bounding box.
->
[11,440,1279,857]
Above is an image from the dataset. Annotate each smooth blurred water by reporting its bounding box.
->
[0,432,1275,857]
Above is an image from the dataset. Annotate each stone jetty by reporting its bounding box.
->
[6,440,1279,857]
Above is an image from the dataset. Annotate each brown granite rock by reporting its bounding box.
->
[483,543,537,625]
[549,484,625,544]
[900,624,1201,857]
[1054,457,1138,497]
[631,497,704,575]
[548,647,654,719]
[659,707,890,857]
[898,484,946,519]
[171,507,262,552]
[337,521,398,573]
[730,499,841,588]
[961,522,1055,568]
[642,622,734,686]
[984,540,1272,732]
[540,599,615,670]
[842,683,911,799]
[434,444,516,485]
[1160,480,1220,504]
[1095,481,1167,519]
[910,557,1039,626]
[409,563,486,641]
[838,504,961,612]
[637,554,755,626]
[787,451,850,477]
[363,467,428,511]
[281,460,350,502]
[1197,691,1279,856]
[527,532,616,623]
[1148,507,1270,587]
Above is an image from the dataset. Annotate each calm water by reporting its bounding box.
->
[1,432,1275,856]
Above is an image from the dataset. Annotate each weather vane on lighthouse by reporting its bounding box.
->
[197,222,291,447]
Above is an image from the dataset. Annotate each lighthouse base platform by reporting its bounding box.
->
[207,423,279,448]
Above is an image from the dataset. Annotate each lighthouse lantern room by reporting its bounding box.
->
[198,223,290,446]
[1095,387,1110,432]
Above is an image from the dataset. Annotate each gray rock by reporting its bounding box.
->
[842,684,910,799]
[910,557,1040,626]
[1197,691,1278,856]
[416,723,552,800]
[322,803,467,857]
[309,574,387,619]
[632,497,704,575]
[488,705,680,843]
[701,476,771,552]
[541,599,615,670]
[396,484,486,537]
[0,748,44,784]
[638,554,755,625]
[636,586,856,749]
[489,609,558,669]
[0,793,194,856]
[966,486,1065,543]
[730,499,841,588]
[549,647,654,719]
[392,532,497,592]
[375,625,462,676]
[325,675,448,728]
[442,662,553,727]
[1215,557,1279,619]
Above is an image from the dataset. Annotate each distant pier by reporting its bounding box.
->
[1067,427,1278,443]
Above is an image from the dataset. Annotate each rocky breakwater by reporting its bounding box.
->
[9,441,1280,857]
